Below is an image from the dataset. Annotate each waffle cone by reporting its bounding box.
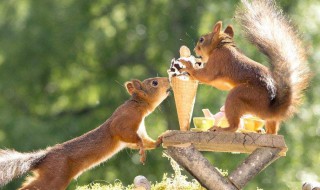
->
[171,77,198,131]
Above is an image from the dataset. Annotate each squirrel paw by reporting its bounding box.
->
[155,136,163,147]
[179,60,195,79]
[139,148,146,165]
[179,60,193,71]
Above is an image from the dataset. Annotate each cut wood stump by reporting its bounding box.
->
[162,130,288,190]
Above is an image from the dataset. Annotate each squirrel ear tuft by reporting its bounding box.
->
[213,21,222,34]
[224,25,234,38]
[125,79,143,95]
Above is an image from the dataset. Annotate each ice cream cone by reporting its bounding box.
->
[171,77,198,131]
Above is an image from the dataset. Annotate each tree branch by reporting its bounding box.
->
[167,144,238,190]
[228,147,281,189]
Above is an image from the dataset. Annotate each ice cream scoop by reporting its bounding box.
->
[170,45,199,131]
[167,45,203,80]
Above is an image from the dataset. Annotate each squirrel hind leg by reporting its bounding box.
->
[20,155,72,190]
[265,120,280,134]
[216,99,243,132]
[20,172,52,190]
[224,84,271,132]
[20,170,70,190]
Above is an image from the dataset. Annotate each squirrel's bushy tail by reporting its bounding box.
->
[235,0,310,118]
[0,149,46,187]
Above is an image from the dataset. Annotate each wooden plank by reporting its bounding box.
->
[162,130,288,156]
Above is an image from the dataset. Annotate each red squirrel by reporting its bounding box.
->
[0,77,171,190]
[180,0,310,134]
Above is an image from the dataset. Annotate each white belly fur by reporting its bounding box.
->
[137,118,147,139]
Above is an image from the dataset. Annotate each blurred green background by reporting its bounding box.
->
[0,0,319,189]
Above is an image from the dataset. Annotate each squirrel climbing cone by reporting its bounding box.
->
[171,46,199,131]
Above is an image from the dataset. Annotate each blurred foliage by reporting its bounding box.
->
[0,0,319,189]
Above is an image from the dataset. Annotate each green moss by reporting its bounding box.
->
[76,154,206,190]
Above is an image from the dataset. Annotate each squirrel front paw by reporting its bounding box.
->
[139,148,146,165]
[179,61,195,80]
[179,59,193,71]
[155,136,163,147]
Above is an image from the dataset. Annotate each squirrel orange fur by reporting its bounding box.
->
[180,0,310,134]
[0,77,171,190]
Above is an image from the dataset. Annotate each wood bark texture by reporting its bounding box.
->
[167,144,238,190]
[162,130,287,156]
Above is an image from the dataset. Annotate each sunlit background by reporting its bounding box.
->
[0,0,319,189]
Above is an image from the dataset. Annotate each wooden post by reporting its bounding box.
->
[167,144,238,190]
[228,147,281,189]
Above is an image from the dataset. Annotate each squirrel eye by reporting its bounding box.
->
[199,37,204,43]
[152,80,158,87]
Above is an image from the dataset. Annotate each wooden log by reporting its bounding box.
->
[228,147,281,189]
[162,130,287,156]
[167,144,238,190]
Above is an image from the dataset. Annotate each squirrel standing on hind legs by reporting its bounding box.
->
[0,77,171,190]
[180,0,310,134]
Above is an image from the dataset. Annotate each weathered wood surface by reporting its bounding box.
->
[162,130,288,156]
[229,147,281,189]
[167,144,238,190]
